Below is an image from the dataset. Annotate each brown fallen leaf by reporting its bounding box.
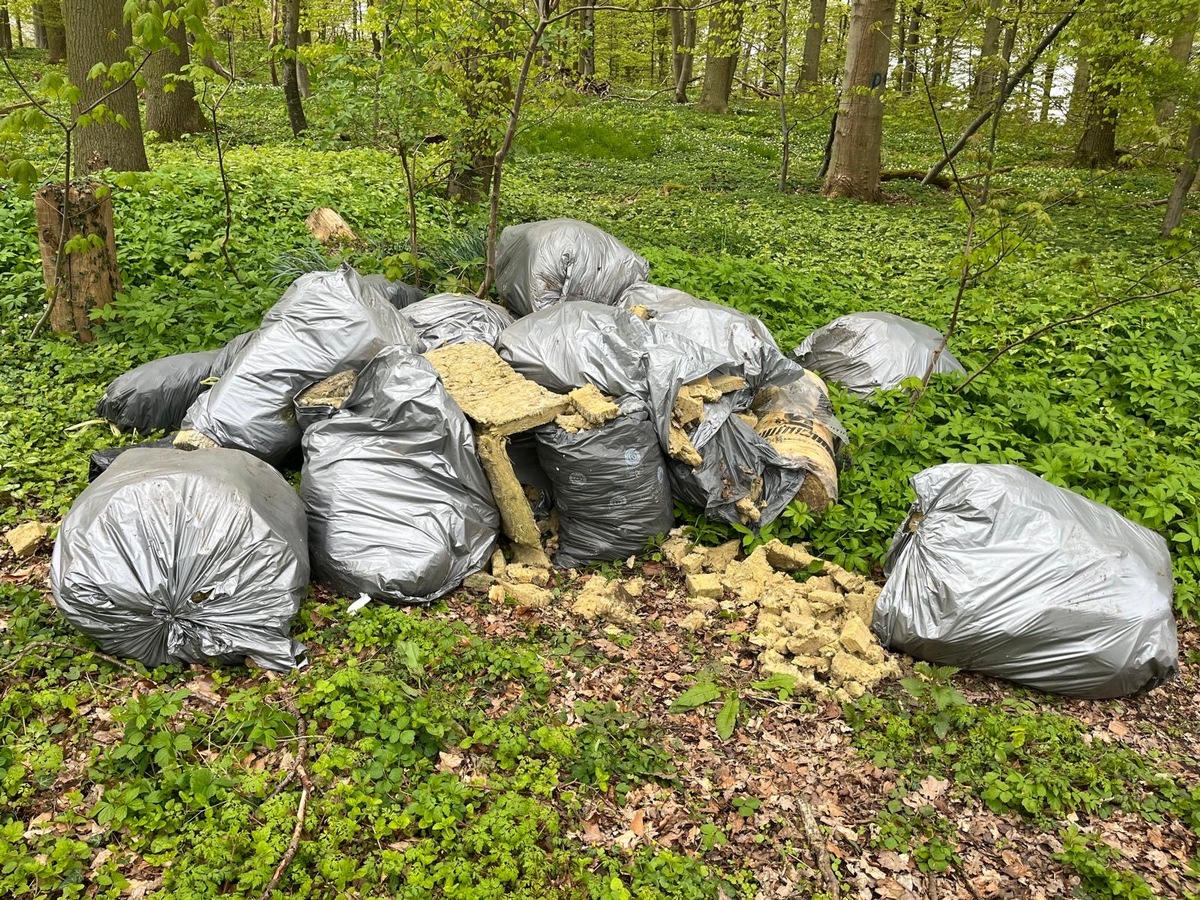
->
[630,809,646,837]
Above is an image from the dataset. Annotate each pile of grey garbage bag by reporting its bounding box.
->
[63,219,1176,698]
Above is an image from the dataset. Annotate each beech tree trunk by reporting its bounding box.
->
[145,17,201,141]
[901,2,921,94]
[1074,52,1118,168]
[1162,116,1200,237]
[268,0,279,86]
[33,3,46,49]
[696,0,744,113]
[972,0,1002,106]
[800,0,827,85]
[822,0,896,200]
[298,28,311,98]
[1157,11,1197,124]
[44,0,65,63]
[670,6,697,102]
[64,0,149,175]
[578,0,596,77]
[281,0,307,135]
[36,181,121,343]
[1039,54,1056,122]
[0,6,12,51]
[1067,53,1089,124]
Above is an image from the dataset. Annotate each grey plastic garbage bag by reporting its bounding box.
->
[183,265,419,464]
[873,463,1178,699]
[402,293,516,350]
[536,398,673,567]
[88,436,180,481]
[51,449,309,671]
[498,301,655,400]
[210,330,259,379]
[620,282,800,388]
[508,432,554,520]
[791,312,965,396]
[301,347,499,604]
[360,273,427,310]
[97,351,219,434]
[496,218,650,316]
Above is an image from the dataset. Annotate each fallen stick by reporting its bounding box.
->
[797,794,840,900]
[259,697,311,900]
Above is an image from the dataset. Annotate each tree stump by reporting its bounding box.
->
[35,181,122,343]
[305,207,360,246]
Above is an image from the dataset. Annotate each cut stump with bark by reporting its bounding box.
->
[305,207,361,247]
[35,181,121,343]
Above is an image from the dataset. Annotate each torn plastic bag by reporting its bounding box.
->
[536,397,673,567]
[210,330,259,379]
[791,312,965,396]
[97,351,219,434]
[88,436,180,481]
[51,448,309,671]
[402,293,516,350]
[621,282,800,388]
[499,302,802,527]
[496,218,650,316]
[669,409,807,527]
[301,347,499,604]
[872,463,1179,699]
[360,273,427,310]
[508,432,554,520]
[183,265,419,464]
[750,373,846,511]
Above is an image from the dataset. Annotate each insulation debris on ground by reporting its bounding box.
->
[6,522,50,558]
[668,531,897,701]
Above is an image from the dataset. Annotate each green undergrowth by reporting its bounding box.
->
[0,582,754,899]
[847,664,1200,891]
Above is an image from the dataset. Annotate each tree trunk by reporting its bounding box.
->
[145,17,201,141]
[1039,54,1056,122]
[298,28,311,98]
[822,0,896,200]
[696,0,744,113]
[64,0,149,175]
[0,6,12,51]
[44,0,65,63]
[33,3,47,49]
[972,0,1002,106]
[281,0,307,135]
[36,181,121,343]
[671,6,685,89]
[1074,51,1118,168]
[1162,116,1200,237]
[800,0,827,85]
[930,23,944,86]
[14,8,22,48]
[578,0,596,77]
[268,0,279,86]
[368,0,381,58]
[901,2,921,94]
[1067,53,1089,124]
[1156,11,1197,124]
[672,7,696,102]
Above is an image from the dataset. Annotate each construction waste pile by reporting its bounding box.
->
[47,217,1177,699]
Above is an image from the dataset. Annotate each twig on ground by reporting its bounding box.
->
[258,696,312,900]
[797,794,840,900]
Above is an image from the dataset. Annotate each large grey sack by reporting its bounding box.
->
[536,398,673,567]
[183,265,419,463]
[301,347,499,604]
[620,282,800,388]
[402,293,516,350]
[791,312,965,396]
[97,350,219,434]
[873,463,1178,699]
[51,449,309,671]
[496,218,650,316]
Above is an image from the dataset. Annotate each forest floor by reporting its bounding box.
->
[3,48,1200,899]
